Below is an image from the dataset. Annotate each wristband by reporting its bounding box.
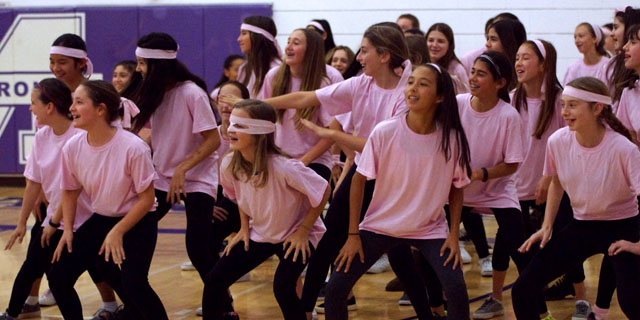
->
[481,167,489,182]
[49,220,60,228]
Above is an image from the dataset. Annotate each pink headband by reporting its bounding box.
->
[307,21,325,32]
[590,23,603,43]
[120,97,140,129]
[602,27,611,37]
[563,86,612,105]
[240,23,283,57]
[135,46,178,59]
[228,114,275,134]
[532,40,546,59]
[50,46,93,78]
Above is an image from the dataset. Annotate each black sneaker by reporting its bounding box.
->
[385,277,405,292]
[314,296,357,314]
[398,292,411,306]
[18,303,40,319]
[544,275,575,301]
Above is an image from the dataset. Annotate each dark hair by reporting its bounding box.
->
[577,22,608,57]
[603,23,613,31]
[404,28,424,36]
[426,23,461,70]
[513,40,563,139]
[484,12,520,35]
[363,25,409,70]
[52,34,89,76]
[213,54,246,89]
[218,80,250,100]
[113,60,142,100]
[308,19,336,53]
[242,16,281,96]
[474,50,513,103]
[79,80,121,124]
[405,35,429,65]
[489,19,526,90]
[624,24,640,87]
[398,13,420,29]
[114,60,136,74]
[36,78,73,120]
[567,77,632,141]
[605,7,640,102]
[342,48,362,79]
[131,32,210,133]
[414,64,471,176]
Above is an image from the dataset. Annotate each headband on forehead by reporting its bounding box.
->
[241,23,283,57]
[532,40,547,59]
[590,23,603,44]
[135,46,179,59]
[426,63,442,74]
[50,46,93,78]
[478,54,501,78]
[119,97,140,129]
[228,114,276,135]
[307,21,325,33]
[563,86,612,105]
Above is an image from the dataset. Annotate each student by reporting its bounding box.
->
[514,76,640,320]
[326,46,355,75]
[237,16,282,98]
[324,63,471,320]
[0,79,93,320]
[602,23,615,55]
[131,33,221,288]
[485,19,527,90]
[212,54,246,90]
[112,60,142,95]
[405,34,429,65]
[458,51,549,320]
[307,19,336,54]
[202,99,330,320]
[563,23,610,86]
[461,12,521,74]
[396,13,420,32]
[426,22,470,93]
[47,80,168,320]
[615,24,640,145]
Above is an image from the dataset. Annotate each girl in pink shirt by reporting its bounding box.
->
[515,77,640,320]
[1,79,91,320]
[615,24,640,144]
[236,16,282,98]
[426,23,470,94]
[485,19,527,91]
[202,100,330,320]
[131,33,222,284]
[563,23,610,86]
[47,80,167,320]
[324,63,472,320]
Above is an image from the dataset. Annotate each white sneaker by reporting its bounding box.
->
[196,307,202,316]
[181,261,196,271]
[480,256,493,277]
[366,254,391,274]
[38,289,56,306]
[460,243,472,264]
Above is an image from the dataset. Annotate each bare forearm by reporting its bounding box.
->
[61,189,81,233]
[328,130,366,153]
[541,176,564,230]
[299,186,331,231]
[300,138,333,165]
[178,129,220,172]
[264,91,320,110]
[19,179,42,224]
[111,185,155,235]
[447,186,464,235]
[348,172,366,234]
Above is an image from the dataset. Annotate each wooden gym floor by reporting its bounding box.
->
[0,186,627,319]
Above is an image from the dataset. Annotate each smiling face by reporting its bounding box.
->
[228,108,256,151]
[574,24,597,54]
[623,30,640,73]
[285,30,307,68]
[224,58,245,81]
[469,60,503,99]
[427,30,449,63]
[69,85,105,130]
[405,66,441,113]
[356,37,387,77]
[331,49,350,74]
[515,43,544,84]
[50,54,84,86]
[135,57,148,79]
[561,96,601,132]
[613,16,625,51]
[237,29,252,54]
[112,65,133,93]
[485,28,504,53]
[29,89,50,126]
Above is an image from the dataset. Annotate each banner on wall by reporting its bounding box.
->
[0,4,271,174]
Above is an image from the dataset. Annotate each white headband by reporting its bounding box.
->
[119,97,140,129]
[478,54,501,78]
[426,63,442,74]
[532,40,546,59]
[228,114,275,135]
[240,23,283,57]
[135,46,179,59]
[563,86,612,105]
[50,46,93,78]
[307,21,325,33]
[590,23,603,44]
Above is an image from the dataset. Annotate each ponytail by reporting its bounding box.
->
[599,105,632,141]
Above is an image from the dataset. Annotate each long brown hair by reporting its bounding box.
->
[605,7,640,102]
[242,16,281,96]
[513,40,563,139]
[271,29,327,129]
[363,25,409,71]
[567,77,632,141]
[425,23,461,70]
[226,100,287,188]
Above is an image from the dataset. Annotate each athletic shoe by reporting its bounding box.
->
[196,307,202,316]
[38,289,56,306]
[460,243,472,264]
[366,254,391,274]
[17,303,40,319]
[0,313,17,320]
[90,308,113,320]
[314,296,357,314]
[181,261,196,271]
[385,277,404,292]
[572,301,592,320]
[317,282,328,302]
[222,312,239,320]
[111,305,126,320]
[398,292,411,306]
[540,313,556,320]
[480,256,493,277]
[544,275,575,300]
[311,309,318,320]
[472,297,504,319]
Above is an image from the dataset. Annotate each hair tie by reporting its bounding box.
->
[532,40,547,59]
[50,46,93,78]
[563,86,611,105]
[590,23,603,44]
[307,21,325,33]
[119,97,140,129]
[135,46,179,59]
[241,23,283,57]
[228,114,275,135]
[478,54,501,78]
[427,63,442,74]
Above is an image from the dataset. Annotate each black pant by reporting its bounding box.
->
[202,240,314,320]
[513,216,640,320]
[48,213,167,320]
[308,163,332,182]
[154,190,216,281]
[460,210,490,258]
[300,165,431,316]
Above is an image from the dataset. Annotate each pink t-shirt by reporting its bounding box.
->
[448,60,470,94]
[150,81,219,198]
[512,94,565,200]
[461,46,485,74]
[335,112,353,134]
[61,128,157,217]
[237,59,282,98]
[563,56,610,87]
[315,61,412,165]
[615,81,640,140]
[544,127,640,220]
[24,126,92,231]
[357,114,470,239]
[259,65,344,169]
[219,154,327,247]
[457,93,525,209]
